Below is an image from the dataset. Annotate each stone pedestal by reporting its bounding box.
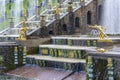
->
[40,27,49,37]
[68,2,75,34]
[36,6,40,20]
[10,18,14,28]
[55,14,62,35]
[10,21,14,28]
[87,50,120,80]
[55,14,60,20]
[40,15,49,37]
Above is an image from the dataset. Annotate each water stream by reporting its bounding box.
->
[14,0,23,24]
[100,0,120,34]
[27,0,36,18]
[0,0,6,30]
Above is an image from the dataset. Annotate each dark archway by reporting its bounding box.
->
[62,24,67,31]
[98,5,102,24]
[49,30,54,35]
[75,17,80,28]
[87,11,92,25]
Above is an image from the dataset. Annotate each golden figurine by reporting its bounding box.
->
[97,48,107,53]
[23,46,27,53]
[87,56,92,65]
[41,49,48,55]
[107,58,113,68]
[14,47,18,52]
[55,4,59,14]
[17,19,28,41]
[58,50,62,57]
[17,9,29,41]
[69,50,75,58]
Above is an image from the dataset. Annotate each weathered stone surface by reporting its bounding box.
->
[8,66,86,80]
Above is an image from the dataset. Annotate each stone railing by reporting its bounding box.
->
[0,0,92,42]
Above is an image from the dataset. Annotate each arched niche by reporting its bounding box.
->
[49,30,54,35]
[75,17,80,28]
[62,24,67,31]
[87,11,92,25]
[98,5,103,24]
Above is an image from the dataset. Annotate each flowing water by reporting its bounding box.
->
[27,0,36,18]
[14,0,23,24]
[100,0,120,34]
[0,0,6,30]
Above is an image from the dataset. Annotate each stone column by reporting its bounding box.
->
[40,15,49,37]
[67,2,75,34]
[80,0,87,34]
[55,4,62,35]
[93,0,98,24]
[36,5,40,20]
[10,18,14,28]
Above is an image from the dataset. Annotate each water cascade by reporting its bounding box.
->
[14,0,23,24]
[100,0,120,34]
[0,0,6,30]
[27,0,36,18]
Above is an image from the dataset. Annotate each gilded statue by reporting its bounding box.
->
[23,46,27,52]
[89,25,107,40]
[55,4,59,14]
[17,9,28,41]
[87,56,92,65]
[89,25,113,52]
[107,58,113,68]
[14,47,18,52]
[17,19,28,41]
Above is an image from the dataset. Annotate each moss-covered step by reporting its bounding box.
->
[26,55,86,71]
[39,45,96,59]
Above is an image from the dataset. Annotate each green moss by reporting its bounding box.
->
[3,48,16,72]
[18,47,23,66]
[52,0,57,7]
[23,0,28,10]
[87,34,93,37]
[27,47,39,55]
[38,0,42,6]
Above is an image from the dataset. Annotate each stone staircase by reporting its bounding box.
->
[0,0,79,39]
[26,36,96,72]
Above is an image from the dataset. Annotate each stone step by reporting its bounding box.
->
[51,36,98,46]
[26,55,86,71]
[51,36,120,46]
[39,44,96,59]
[39,44,96,50]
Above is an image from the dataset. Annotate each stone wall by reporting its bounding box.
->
[0,43,18,72]
[29,0,104,37]
[87,51,120,80]
[16,38,50,55]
